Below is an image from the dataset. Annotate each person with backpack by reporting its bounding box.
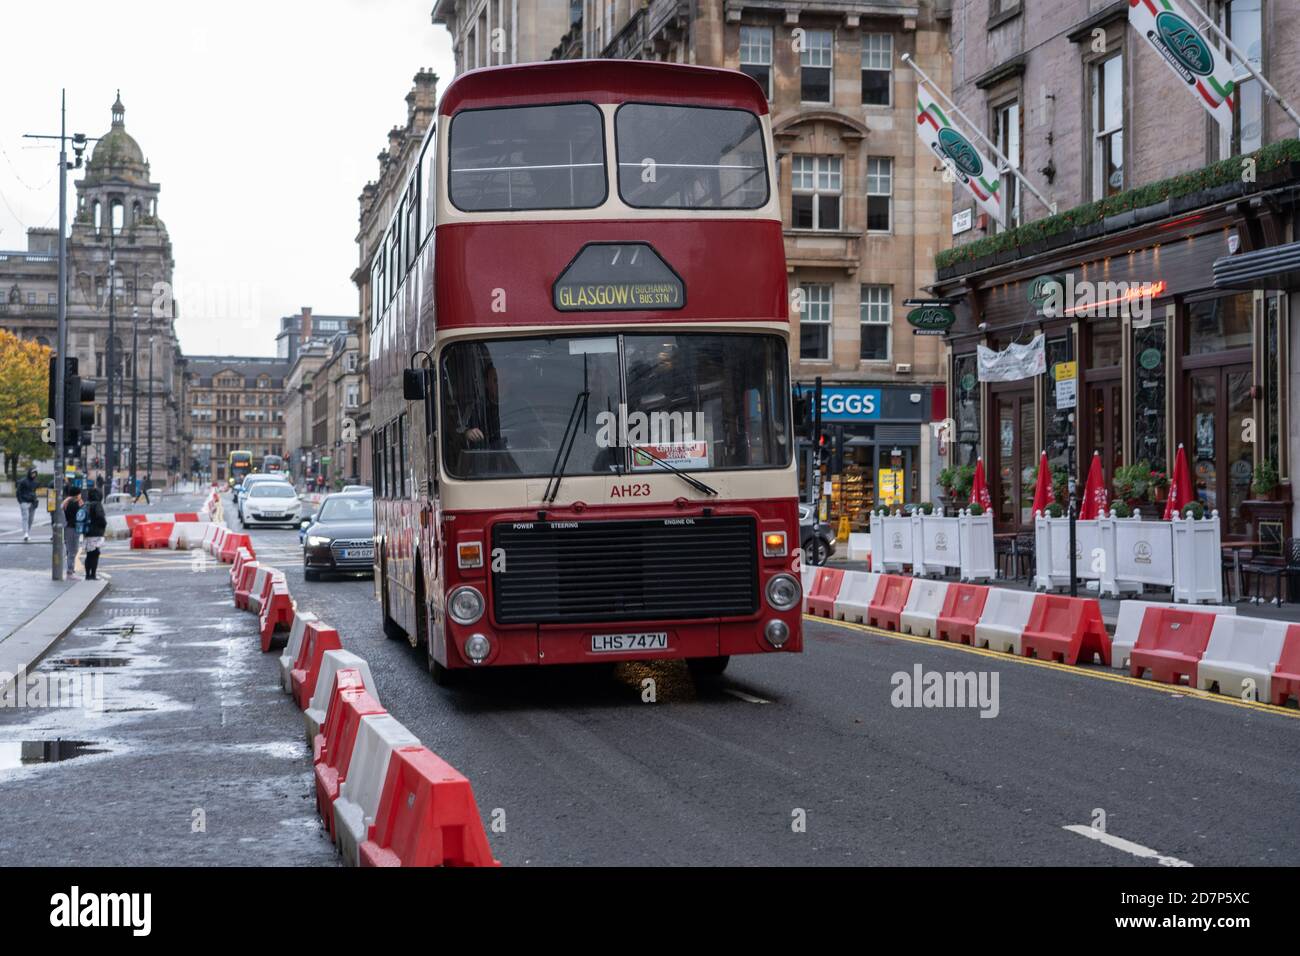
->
[17,467,39,542]
[61,487,84,580]
[82,488,108,581]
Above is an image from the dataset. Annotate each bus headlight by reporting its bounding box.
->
[764,620,790,648]
[765,573,800,611]
[448,586,485,625]
[464,633,491,664]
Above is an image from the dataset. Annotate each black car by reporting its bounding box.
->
[799,503,836,566]
[301,492,375,581]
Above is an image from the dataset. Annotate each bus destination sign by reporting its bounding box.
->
[553,242,685,312]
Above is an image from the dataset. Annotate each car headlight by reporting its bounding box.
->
[765,573,800,611]
[448,586,485,625]
[306,535,331,547]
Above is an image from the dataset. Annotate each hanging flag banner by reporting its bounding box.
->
[977,334,1047,383]
[1129,0,1237,134]
[916,82,1005,228]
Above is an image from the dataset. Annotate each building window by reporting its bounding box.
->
[791,155,842,231]
[991,100,1021,229]
[800,29,833,103]
[860,34,892,106]
[859,285,892,361]
[865,157,892,232]
[799,283,833,361]
[953,353,981,469]
[1226,0,1263,155]
[739,26,773,99]
[1090,53,1124,199]
[345,384,359,409]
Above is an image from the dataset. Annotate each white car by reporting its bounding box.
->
[239,482,301,528]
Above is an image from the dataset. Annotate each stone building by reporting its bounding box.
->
[0,93,184,483]
[544,1,955,524]
[275,306,356,365]
[432,0,577,72]
[931,0,1300,545]
[282,341,329,481]
[183,356,288,481]
[352,69,439,488]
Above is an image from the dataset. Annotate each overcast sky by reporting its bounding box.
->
[0,0,454,357]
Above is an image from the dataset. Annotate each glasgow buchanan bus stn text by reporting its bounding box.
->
[556,282,681,310]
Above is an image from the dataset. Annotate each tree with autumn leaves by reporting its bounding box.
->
[0,329,51,480]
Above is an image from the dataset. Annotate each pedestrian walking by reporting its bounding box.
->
[109,474,120,495]
[95,473,104,496]
[16,467,39,542]
[82,488,108,581]
[61,487,84,579]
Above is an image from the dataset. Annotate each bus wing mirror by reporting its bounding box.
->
[793,394,813,429]
[403,369,426,400]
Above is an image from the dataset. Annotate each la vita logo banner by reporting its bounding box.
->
[916,82,1004,228]
[1129,0,1237,134]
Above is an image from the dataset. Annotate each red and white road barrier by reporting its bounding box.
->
[333,713,421,868]
[304,649,378,745]
[218,549,499,866]
[130,522,174,550]
[899,579,950,638]
[1110,600,1234,671]
[1197,617,1293,701]
[358,747,499,867]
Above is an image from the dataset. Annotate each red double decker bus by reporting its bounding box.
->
[369,60,802,683]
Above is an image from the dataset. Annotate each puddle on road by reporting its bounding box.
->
[0,739,108,770]
[45,656,133,669]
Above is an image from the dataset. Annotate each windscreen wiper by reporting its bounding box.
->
[628,444,718,497]
[543,388,590,504]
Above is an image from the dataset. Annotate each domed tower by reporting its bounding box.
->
[73,91,167,240]
[67,91,181,483]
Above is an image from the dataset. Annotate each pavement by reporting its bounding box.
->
[0,571,108,696]
[1,490,1297,867]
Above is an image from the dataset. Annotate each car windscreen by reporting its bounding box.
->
[615,103,768,209]
[449,103,607,211]
[249,484,296,498]
[318,497,374,522]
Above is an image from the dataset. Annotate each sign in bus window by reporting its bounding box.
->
[615,103,769,209]
[448,103,607,212]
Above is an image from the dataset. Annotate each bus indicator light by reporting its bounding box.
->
[763,532,787,557]
[457,542,484,569]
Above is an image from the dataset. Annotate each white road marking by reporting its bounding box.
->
[723,688,770,704]
[1062,824,1193,867]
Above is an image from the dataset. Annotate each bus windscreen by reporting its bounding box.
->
[440,333,790,480]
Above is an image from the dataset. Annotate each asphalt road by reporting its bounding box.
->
[3,489,1297,867]
[238,492,1300,867]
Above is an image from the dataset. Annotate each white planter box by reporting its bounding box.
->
[875,513,913,572]
[915,514,959,576]
[957,510,996,582]
[1171,511,1224,604]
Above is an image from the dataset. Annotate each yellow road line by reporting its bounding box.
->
[807,613,1300,721]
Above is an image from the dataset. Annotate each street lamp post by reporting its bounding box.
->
[146,319,155,485]
[24,93,88,580]
[130,300,139,487]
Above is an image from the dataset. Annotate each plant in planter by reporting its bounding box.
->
[967,502,984,516]
[917,501,934,515]
[1182,501,1206,520]
[1112,460,1161,508]
[1045,502,1064,518]
[1111,500,1132,519]
[1252,458,1279,500]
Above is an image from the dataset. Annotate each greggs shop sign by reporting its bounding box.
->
[818,387,883,422]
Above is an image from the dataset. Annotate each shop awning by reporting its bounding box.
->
[1213,240,1300,290]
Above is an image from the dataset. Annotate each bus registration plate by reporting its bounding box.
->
[591,632,668,653]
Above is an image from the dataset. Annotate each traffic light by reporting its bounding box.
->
[63,359,96,450]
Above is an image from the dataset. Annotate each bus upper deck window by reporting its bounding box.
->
[448,103,607,212]
[615,103,769,210]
